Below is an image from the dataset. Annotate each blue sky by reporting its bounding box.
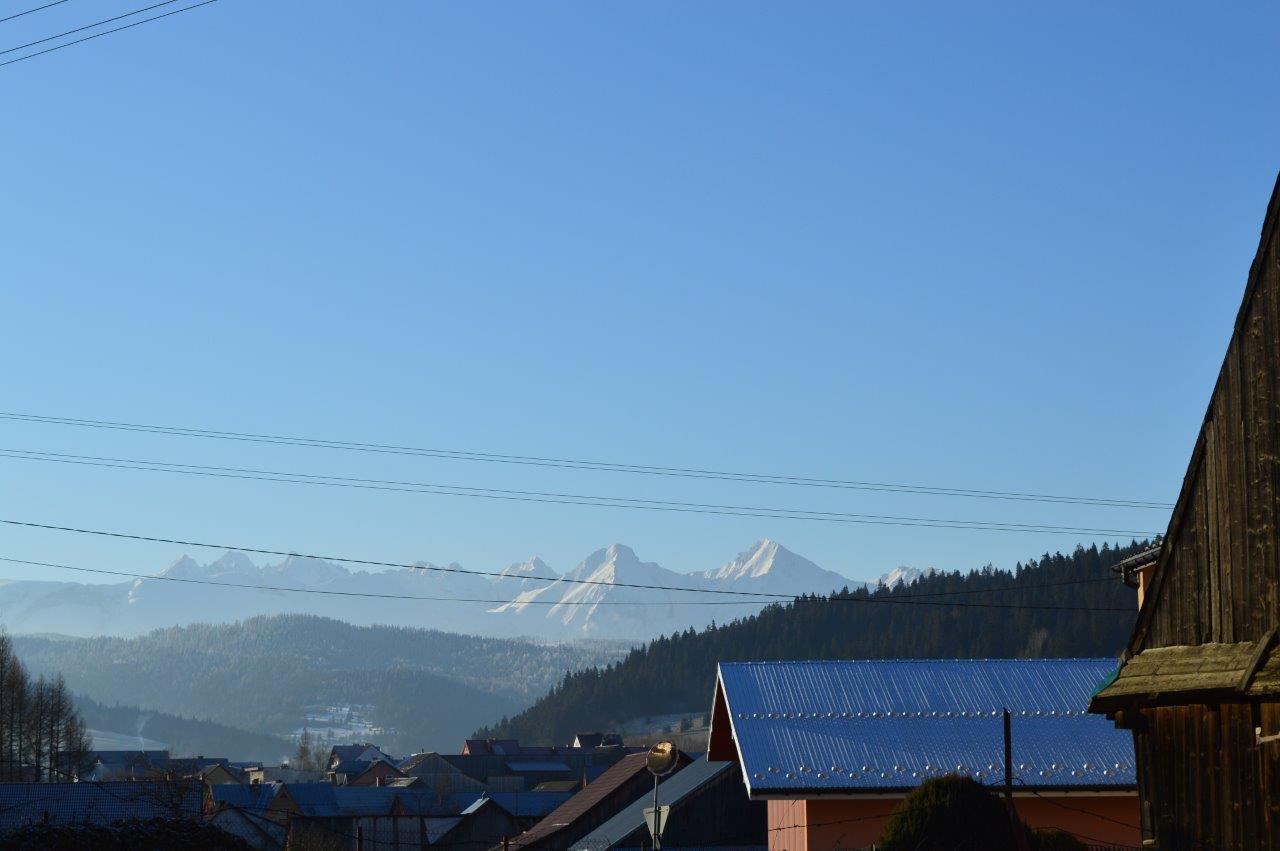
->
[1,1,1277,585]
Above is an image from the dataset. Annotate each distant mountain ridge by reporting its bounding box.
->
[13,614,630,755]
[0,538,915,640]
[476,541,1149,744]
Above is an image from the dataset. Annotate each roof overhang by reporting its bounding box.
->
[746,786,1138,800]
[1090,630,1280,714]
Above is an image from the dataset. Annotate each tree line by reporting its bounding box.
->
[0,632,91,781]
[475,541,1150,744]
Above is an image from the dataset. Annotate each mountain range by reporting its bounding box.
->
[0,539,920,640]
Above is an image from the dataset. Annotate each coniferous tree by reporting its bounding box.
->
[476,540,1150,744]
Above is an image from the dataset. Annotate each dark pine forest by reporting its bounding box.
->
[476,540,1150,744]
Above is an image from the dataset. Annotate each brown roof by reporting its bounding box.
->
[508,751,689,850]
[1091,631,1280,712]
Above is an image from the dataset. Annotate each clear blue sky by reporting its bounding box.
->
[1,1,1277,586]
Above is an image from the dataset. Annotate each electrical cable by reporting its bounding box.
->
[0,0,74,26]
[0,547,1137,612]
[0,411,1174,509]
[0,448,1165,538]
[0,0,213,68]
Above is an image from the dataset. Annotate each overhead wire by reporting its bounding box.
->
[0,448,1165,538]
[0,0,214,68]
[0,411,1174,509]
[0,0,181,56]
[0,523,1137,612]
[0,0,74,26]
[0,556,763,607]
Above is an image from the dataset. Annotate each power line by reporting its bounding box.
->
[0,555,1134,611]
[0,556,757,606]
[0,0,74,26]
[0,448,1165,537]
[0,411,1174,509]
[0,0,180,56]
[0,0,213,69]
[0,519,787,599]
[0,525,1136,612]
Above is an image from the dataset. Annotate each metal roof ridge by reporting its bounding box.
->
[719,657,1118,665]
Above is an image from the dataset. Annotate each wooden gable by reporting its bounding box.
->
[1127,174,1280,658]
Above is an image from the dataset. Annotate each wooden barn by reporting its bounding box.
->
[1090,175,1280,849]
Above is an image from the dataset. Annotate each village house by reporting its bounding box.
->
[1090,175,1280,850]
[242,781,523,850]
[570,758,764,850]
[207,783,286,850]
[348,759,406,787]
[326,742,399,785]
[243,765,326,785]
[443,736,641,793]
[709,659,1141,849]
[62,748,171,782]
[503,750,693,850]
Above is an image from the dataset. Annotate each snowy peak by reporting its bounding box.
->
[566,544,641,579]
[702,538,794,580]
[268,555,350,585]
[159,556,203,579]
[206,551,259,578]
[876,565,937,588]
[0,537,866,640]
[498,556,556,582]
[699,538,853,597]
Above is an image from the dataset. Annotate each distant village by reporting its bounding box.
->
[5,653,1146,850]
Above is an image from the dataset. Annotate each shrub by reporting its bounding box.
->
[0,818,251,851]
[1032,828,1088,851]
[878,774,1017,851]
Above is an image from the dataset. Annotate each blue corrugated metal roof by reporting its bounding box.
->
[0,781,203,832]
[718,659,1134,795]
[506,759,573,773]
[211,782,279,812]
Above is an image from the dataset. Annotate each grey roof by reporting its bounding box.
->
[570,759,735,851]
[211,782,280,812]
[331,759,372,776]
[424,816,464,842]
[506,760,572,773]
[277,784,488,819]
[0,781,203,833]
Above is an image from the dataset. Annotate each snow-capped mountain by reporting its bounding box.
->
[0,540,905,640]
[875,565,938,588]
[698,538,855,596]
[496,556,559,586]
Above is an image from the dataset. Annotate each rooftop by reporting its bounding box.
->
[715,659,1135,795]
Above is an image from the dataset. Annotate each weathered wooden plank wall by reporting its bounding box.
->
[1124,175,1280,850]
[1137,181,1280,652]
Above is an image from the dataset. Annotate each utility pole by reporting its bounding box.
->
[651,775,661,851]
[1003,708,1030,851]
[1003,708,1013,808]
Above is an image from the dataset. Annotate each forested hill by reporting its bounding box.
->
[475,541,1148,744]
